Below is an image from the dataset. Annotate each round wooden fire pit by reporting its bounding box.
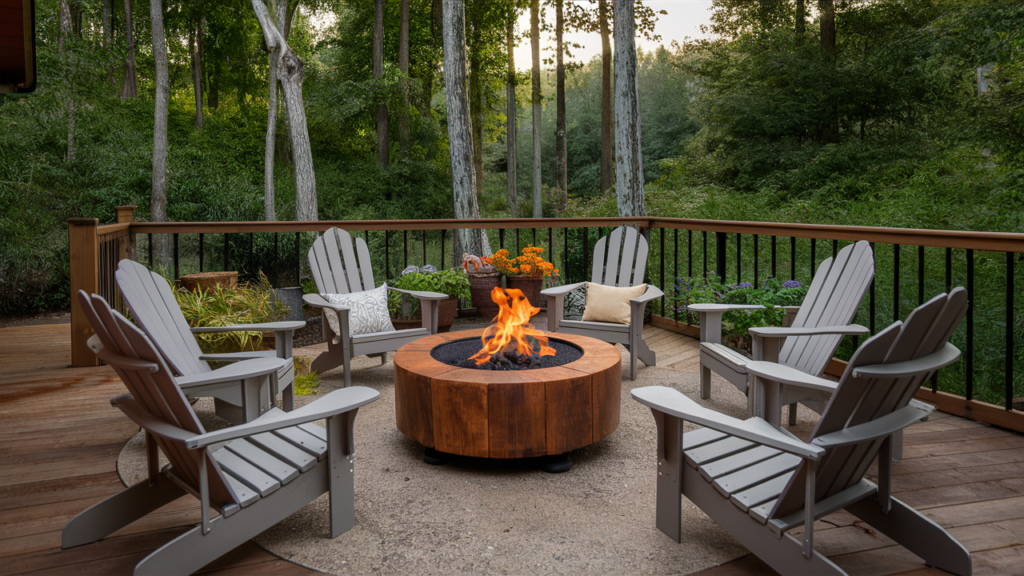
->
[393,329,622,469]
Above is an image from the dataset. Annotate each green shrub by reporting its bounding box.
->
[172,272,289,354]
[387,268,469,318]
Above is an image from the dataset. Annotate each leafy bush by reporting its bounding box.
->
[387,268,468,318]
[671,276,809,354]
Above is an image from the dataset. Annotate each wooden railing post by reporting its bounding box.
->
[68,217,100,367]
[116,205,137,261]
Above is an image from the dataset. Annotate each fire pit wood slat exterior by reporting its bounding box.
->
[394,330,622,459]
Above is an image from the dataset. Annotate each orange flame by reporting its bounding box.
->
[469,287,556,365]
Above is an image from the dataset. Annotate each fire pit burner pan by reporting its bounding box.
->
[430,337,583,370]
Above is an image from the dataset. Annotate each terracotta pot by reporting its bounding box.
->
[506,276,544,309]
[179,271,237,293]
[469,272,500,319]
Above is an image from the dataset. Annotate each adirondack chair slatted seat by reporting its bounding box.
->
[63,292,379,576]
[543,226,663,380]
[633,288,971,576]
[116,259,305,424]
[303,227,448,387]
[692,240,873,422]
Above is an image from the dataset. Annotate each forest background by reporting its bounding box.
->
[1,0,1023,317]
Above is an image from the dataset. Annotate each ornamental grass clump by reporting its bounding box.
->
[173,272,290,354]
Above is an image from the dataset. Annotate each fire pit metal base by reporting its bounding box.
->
[394,329,622,461]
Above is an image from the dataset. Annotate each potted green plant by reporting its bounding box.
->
[389,267,471,332]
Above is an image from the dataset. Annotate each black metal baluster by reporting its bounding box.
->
[810,238,816,275]
[918,245,925,305]
[688,229,693,279]
[660,228,665,313]
[441,230,446,269]
[832,239,838,259]
[736,233,742,284]
[148,233,153,267]
[532,228,536,246]
[422,230,427,265]
[516,228,521,253]
[771,235,777,279]
[1006,252,1015,411]
[945,247,952,291]
[869,242,876,335]
[248,233,254,280]
[273,233,279,287]
[703,231,708,278]
[583,228,589,282]
[715,232,727,280]
[790,236,796,280]
[754,235,759,287]
[403,230,408,270]
[894,244,900,322]
[563,228,568,281]
[385,230,390,280]
[199,233,204,272]
[173,233,179,279]
[223,233,229,272]
[500,228,505,250]
[966,249,974,401]
[548,228,553,261]
[294,232,300,286]
[674,228,679,321]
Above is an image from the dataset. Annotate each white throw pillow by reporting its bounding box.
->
[581,282,648,324]
[323,284,396,336]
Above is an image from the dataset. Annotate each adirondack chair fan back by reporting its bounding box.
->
[544,226,663,380]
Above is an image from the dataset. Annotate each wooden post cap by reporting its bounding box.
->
[115,205,137,223]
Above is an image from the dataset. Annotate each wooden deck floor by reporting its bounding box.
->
[1,323,1021,575]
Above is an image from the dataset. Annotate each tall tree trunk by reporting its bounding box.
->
[399,0,411,151]
[442,0,490,258]
[58,1,72,51]
[613,0,644,218]
[530,0,541,218]
[469,11,484,199]
[252,0,318,221]
[554,0,567,211]
[264,0,285,222]
[795,0,806,45]
[151,0,172,268]
[103,0,112,44]
[190,18,204,131]
[374,0,389,167]
[121,0,138,98]
[424,0,442,109]
[818,0,838,143]
[506,10,517,218]
[599,0,613,195]
[65,100,76,162]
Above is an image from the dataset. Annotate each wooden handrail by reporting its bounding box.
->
[97,222,130,237]
[125,217,1024,253]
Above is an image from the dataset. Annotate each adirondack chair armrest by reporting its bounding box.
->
[746,361,839,394]
[387,287,448,301]
[189,321,306,334]
[631,386,824,459]
[631,285,664,305]
[687,303,766,313]
[111,394,197,444]
[748,324,870,338]
[540,282,586,297]
[174,357,287,390]
[851,343,961,378]
[812,401,935,449]
[95,348,160,373]
[302,293,350,314]
[186,387,381,448]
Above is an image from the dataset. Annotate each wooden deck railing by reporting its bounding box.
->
[68,210,1024,432]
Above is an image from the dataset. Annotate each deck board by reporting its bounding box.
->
[0,322,1018,576]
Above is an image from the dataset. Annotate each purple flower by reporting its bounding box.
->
[782,280,802,288]
[732,282,753,289]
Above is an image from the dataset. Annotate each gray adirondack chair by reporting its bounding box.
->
[64,292,379,576]
[632,288,970,576]
[303,227,447,387]
[116,259,305,424]
[692,240,873,421]
[543,226,663,380]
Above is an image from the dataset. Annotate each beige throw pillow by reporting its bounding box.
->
[581,282,648,324]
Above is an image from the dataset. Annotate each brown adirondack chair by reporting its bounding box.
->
[543,226,663,380]
[633,288,970,576]
[63,291,379,576]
